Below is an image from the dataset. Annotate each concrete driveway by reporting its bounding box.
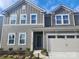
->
[49,52,79,59]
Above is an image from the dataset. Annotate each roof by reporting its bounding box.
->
[2,0,46,14]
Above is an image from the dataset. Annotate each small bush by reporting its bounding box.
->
[9,48,13,51]
[25,48,30,57]
[0,48,3,51]
[41,49,48,56]
[26,48,30,52]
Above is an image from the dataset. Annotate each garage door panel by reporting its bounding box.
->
[66,39,79,51]
[48,39,66,51]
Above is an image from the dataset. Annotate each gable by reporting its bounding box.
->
[2,0,45,15]
[52,5,73,14]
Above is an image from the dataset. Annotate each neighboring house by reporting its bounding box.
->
[1,0,79,52]
[0,15,3,48]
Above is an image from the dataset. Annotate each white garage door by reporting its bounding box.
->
[47,33,79,52]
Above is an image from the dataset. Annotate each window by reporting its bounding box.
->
[56,16,62,24]
[77,35,79,38]
[20,14,27,24]
[48,35,56,38]
[57,35,65,38]
[22,5,26,10]
[55,14,69,25]
[22,5,26,13]
[30,14,37,24]
[8,33,15,45]
[19,33,26,45]
[67,35,75,38]
[10,15,17,24]
[63,15,69,24]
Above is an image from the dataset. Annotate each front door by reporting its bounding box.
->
[33,32,43,50]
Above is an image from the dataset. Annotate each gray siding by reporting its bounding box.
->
[51,7,75,26]
[45,14,51,27]
[74,14,79,25]
[2,2,44,50]
[3,3,44,25]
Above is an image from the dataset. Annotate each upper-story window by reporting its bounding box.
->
[22,5,26,13]
[10,15,17,24]
[20,14,27,24]
[55,14,70,25]
[18,32,26,45]
[30,13,37,24]
[22,5,26,10]
[8,33,15,45]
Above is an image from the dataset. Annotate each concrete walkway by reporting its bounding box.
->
[49,52,79,59]
[33,50,48,59]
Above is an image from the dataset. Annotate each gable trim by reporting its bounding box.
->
[2,0,46,14]
[51,5,73,13]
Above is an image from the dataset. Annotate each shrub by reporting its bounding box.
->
[0,48,3,51]
[26,48,30,52]
[25,48,30,56]
[41,49,48,56]
[9,48,13,51]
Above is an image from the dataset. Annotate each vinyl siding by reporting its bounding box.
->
[3,3,44,25]
[74,14,79,25]
[51,8,75,26]
[45,14,51,27]
[2,2,44,50]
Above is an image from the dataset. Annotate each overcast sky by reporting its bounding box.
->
[0,0,79,12]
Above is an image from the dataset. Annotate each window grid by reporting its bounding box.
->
[19,33,26,45]
[10,15,17,24]
[30,13,37,24]
[20,14,27,24]
[8,33,15,45]
[55,14,70,25]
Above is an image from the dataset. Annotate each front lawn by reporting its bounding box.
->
[0,56,14,59]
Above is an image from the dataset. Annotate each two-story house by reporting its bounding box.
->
[1,0,79,53]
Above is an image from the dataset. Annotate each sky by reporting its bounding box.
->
[0,0,79,12]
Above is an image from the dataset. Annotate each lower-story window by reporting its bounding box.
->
[18,32,26,45]
[8,33,15,45]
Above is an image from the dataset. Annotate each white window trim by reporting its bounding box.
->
[20,14,27,24]
[18,32,26,45]
[7,33,15,45]
[9,14,17,25]
[55,14,70,25]
[30,13,37,24]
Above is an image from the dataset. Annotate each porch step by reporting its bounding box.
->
[33,50,48,59]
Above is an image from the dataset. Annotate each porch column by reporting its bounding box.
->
[46,34,48,52]
[31,31,33,51]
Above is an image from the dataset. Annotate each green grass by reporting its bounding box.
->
[0,56,14,59]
